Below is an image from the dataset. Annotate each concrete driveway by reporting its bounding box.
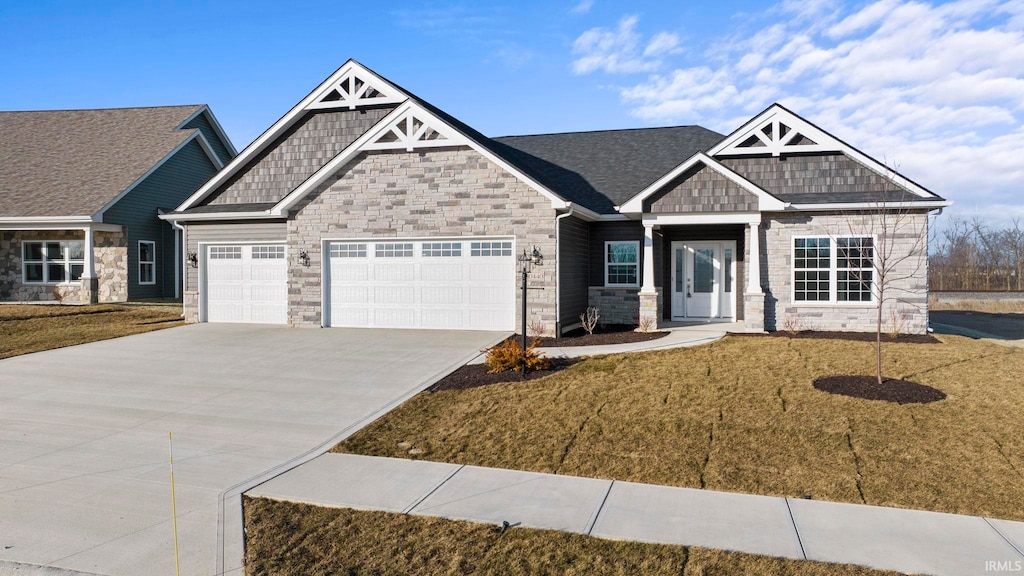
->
[0,324,503,576]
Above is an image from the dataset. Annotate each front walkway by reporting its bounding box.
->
[250,453,1024,576]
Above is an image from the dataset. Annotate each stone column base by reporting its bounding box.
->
[743,292,766,332]
[183,291,200,323]
[79,277,99,305]
[639,289,661,331]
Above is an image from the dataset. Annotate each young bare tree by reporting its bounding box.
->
[828,164,930,385]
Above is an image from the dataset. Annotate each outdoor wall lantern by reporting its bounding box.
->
[187,251,198,268]
[298,250,310,267]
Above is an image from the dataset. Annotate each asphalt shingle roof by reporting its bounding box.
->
[0,105,205,218]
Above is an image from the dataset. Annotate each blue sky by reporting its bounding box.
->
[2,0,1022,225]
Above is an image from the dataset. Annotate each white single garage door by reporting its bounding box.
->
[325,238,515,331]
[204,244,288,324]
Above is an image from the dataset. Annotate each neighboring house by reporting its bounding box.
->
[163,60,949,334]
[0,105,236,303]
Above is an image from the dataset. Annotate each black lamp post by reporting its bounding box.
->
[517,246,543,376]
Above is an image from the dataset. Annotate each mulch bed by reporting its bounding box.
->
[739,330,940,344]
[515,324,669,347]
[429,359,578,392]
[813,375,947,404]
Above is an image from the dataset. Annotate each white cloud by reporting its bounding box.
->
[590,0,1024,225]
[571,15,679,74]
[571,0,594,15]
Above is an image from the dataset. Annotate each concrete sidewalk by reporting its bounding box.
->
[250,453,1024,576]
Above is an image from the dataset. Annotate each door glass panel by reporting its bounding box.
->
[675,248,683,292]
[693,249,714,293]
[724,248,733,293]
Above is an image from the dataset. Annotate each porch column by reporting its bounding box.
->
[80,226,98,304]
[746,221,761,293]
[640,222,656,294]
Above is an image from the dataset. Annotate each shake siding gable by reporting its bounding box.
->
[103,139,219,298]
[719,154,895,198]
[181,112,233,165]
[203,107,395,206]
[286,147,558,330]
[648,164,759,213]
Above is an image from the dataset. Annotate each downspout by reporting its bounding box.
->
[554,205,576,338]
[169,220,185,308]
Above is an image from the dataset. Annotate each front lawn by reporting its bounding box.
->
[0,303,183,359]
[336,334,1024,521]
[245,498,897,576]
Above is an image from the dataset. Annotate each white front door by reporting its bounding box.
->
[670,241,736,320]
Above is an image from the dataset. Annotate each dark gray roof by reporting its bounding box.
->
[491,127,725,213]
[0,105,205,217]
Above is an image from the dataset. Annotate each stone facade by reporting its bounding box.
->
[761,211,930,334]
[638,289,660,329]
[0,229,127,303]
[183,291,199,323]
[286,147,558,332]
[587,287,640,325]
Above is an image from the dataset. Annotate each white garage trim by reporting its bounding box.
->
[321,236,516,331]
[200,242,288,324]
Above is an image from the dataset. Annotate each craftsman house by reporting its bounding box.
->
[0,105,235,303]
[163,60,948,334]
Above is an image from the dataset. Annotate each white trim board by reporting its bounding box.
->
[618,152,788,214]
[708,104,941,200]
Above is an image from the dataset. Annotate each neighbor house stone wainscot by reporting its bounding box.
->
[286,147,558,332]
[588,287,640,325]
[762,212,930,334]
[94,230,128,303]
[0,230,128,304]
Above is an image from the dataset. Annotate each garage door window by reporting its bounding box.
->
[470,241,512,256]
[210,246,242,259]
[252,245,285,259]
[422,242,462,257]
[330,243,367,258]
[376,243,413,257]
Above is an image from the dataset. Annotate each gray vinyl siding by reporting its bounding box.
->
[558,215,589,333]
[202,107,395,206]
[181,111,234,165]
[588,221,643,287]
[103,138,219,299]
[183,221,287,293]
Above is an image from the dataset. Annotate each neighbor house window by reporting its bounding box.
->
[22,241,84,284]
[605,241,639,287]
[793,236,874,303]
[138,241,156,285]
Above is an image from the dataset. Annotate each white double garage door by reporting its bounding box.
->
[203,237,515,331]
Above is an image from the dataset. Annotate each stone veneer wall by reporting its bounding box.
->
[762,211,929,334]
[0,230,127,303]
[587,287,640,325]
[286,147,558,332]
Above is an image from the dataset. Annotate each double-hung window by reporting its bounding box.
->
[139,241,156,285]
[605,241,639,287]
[22,241,84,284]
[793,236,874,303]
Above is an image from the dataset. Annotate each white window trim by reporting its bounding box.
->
[138,240,156,285]
[21,240,84,285]
[791,234,877,306]
[605,240,640,288]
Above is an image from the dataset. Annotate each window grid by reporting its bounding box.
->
[837,237,874,302]
[470,241,512,257]
[209,246,242,259]
[138,241,156,285]
[252,245,285,259]
[375,243,414,258]
[330,243,367,258]
[793,237,831,302]
[422,242,462,257]
[22,240,84,284]
[793,236,874,303]
[605,241,639,287]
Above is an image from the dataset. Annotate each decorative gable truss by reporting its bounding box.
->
[362,107,468,152]
[306,66,406,110]
[711,106,837,157]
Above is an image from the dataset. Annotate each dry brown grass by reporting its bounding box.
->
[0,303,183,359]
[337,334,1024,521]
[929,296,1024,313]
[244,497,897,576]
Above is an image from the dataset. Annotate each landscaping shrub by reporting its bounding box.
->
[484,338,552,374]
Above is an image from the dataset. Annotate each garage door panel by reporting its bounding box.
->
[326,238,514,331]
[205,244,287,325]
